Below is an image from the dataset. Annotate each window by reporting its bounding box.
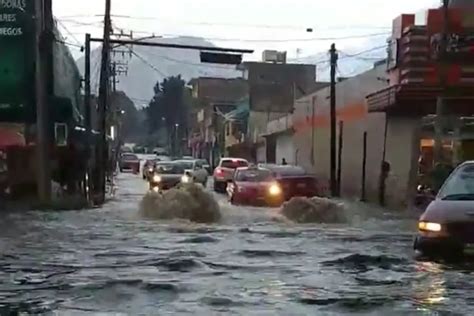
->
[438,164,474,200]
[221,159,248,169]
[235,169,273,182]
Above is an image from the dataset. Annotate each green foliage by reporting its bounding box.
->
[146,75,189,134]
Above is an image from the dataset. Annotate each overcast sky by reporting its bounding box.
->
[54,0,439,60]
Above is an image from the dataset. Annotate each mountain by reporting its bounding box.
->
[76,37,242,106]
[76,36,388,106]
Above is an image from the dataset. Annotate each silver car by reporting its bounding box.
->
[414,161,474,258]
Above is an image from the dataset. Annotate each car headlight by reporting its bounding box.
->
[148,168,153,172]
[152,175,162,182]
[181,175,191,183]
[152,186,160,193]
[268,183,282,196]
[418,221,442,232]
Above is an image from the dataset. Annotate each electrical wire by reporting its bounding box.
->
[130,50,168,78]
[58,14,390,31]
[57,19,83,46]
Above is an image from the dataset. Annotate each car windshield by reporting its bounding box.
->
[155,163,185,175]
[122,154,138,161]
[221,159,248,169]
[438,164,474,200]
[176,161,194,170]
[235,169,273,182]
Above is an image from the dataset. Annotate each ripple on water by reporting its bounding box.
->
[321,254,409,273]
[298,295,397,312]
[238,249,305,258]
[178,236,220,244]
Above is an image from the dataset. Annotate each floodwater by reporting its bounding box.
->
[0,173,473,315]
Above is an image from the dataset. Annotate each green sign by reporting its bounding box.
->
[0,0,34,122]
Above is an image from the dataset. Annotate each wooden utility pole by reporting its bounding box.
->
[35,0,52,204]
[329,43,338,197]
[97,0,112,203]
[433,0,450,163]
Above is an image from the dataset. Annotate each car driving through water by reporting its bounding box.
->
[259,164,321,201]
[415,161,474,258]
[148,162,192,193]
[174,159,209,187]
[227,166,284,207]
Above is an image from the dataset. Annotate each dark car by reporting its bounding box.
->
[259,164,319,201]
[119,153,140,174]
[414,161,474,258]
[149,162,191,192]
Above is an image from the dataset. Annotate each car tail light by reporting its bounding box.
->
[215,168,223,175]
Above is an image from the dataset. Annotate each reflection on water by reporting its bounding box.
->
[414,261,447,307]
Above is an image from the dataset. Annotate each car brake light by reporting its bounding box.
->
[216,168,223,175]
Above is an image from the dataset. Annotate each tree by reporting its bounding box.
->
[145,75,190,154]
[111,91,144,142]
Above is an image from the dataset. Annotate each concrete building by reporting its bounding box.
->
[188,77,248,166]
[366,5,474,208]
[232,60,320,162]
[292,62,388,201]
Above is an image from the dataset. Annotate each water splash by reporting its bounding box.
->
[139,184,221,223]
[280,197,346,223]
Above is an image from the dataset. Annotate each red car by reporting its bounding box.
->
[227,166,284,207]
[259,164,320,201]
[119,153,140,174]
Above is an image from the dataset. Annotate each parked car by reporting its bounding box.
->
[414,161,474,259]
[213,158,249,193]
[148,162,190,192]
[119,153,140,174]
[174,159,209,186]
[227,166,284,207]
[259,164,320,201]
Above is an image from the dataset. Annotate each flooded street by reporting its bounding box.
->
[0,174,473,315]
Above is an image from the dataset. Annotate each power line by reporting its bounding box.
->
[57,19,83,46]
[130,50,168,78]
[58,14,391,31]
[111,26,390,43]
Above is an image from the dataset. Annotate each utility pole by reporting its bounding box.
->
[97,0,112,204]
[84,33,91,203]
[112,62,117,92]
[35,0,52,204]
[329,43,338,197]
[433,0,450,163]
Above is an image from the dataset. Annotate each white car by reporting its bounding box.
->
[414,161,474,259]
[213,158,249,193]
[174,160,209,186]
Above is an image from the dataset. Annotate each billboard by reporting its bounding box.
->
[0,0,35,122]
